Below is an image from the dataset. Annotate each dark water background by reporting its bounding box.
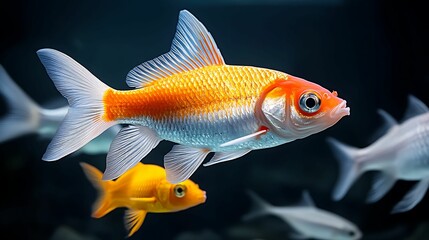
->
[0,0,428,239]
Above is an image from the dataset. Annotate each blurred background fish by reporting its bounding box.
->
[329,96,429,213]
[243,190,362,240]
[0,0,427,239]
[80,162,206,237]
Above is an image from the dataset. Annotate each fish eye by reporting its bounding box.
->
[347,231,356,236]
[299,92,321,113]
[174,185,186,198]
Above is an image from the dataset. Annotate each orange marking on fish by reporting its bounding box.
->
[103,65,288,121]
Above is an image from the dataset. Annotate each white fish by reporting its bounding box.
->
[243,190,362,240]
[329,95,429,213]
[0,65,120,155]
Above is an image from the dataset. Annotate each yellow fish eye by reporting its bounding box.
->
[174,185,186,198]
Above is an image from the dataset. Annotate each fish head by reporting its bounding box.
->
[260,75,350,139]
[162,179,207,211]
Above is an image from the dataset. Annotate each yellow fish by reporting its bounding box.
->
[80,162,206,237]
[38,10,349,184]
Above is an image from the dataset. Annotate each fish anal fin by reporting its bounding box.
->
[203,149,251,167]
[126,10,224,88]
[164,145,209,184]
[219,129,268,148]
[391,178,429,214]
[124,209,148,237]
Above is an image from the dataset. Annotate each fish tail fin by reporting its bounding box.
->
[0,65,43,143]
[80,162,115,218]
[37,49,116,161]
[242,190,272,221]
[327,137,363,201]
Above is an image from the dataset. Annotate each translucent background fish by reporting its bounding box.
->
[0,0,428,239]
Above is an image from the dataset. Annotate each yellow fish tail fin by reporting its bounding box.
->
[37,49,116,162]
[124,209,147,237]
[80,162,115,218]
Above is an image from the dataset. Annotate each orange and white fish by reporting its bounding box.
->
[37,10,350,183]
[80,162,206,237]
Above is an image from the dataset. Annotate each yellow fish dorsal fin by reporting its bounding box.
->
[126,10,225,88]
[124,209,148,237]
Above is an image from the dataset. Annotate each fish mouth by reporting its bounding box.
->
[200,191,207,203]
[330,100,350,118]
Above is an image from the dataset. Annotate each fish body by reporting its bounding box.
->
[0,65,119,155]
[329,95,429,213]
[80,162,206,237]
[105,65,292,151]
[360,114,429,179]
[37,10,349,183]
[244,191,362,240]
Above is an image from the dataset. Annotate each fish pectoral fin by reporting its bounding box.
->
[103,125,161,180]
[203,149,251,167]
[219,129,268,148]
[129,197,157,203]
[126,10,225,88]
[164,145,210,184]
[391,178,429,214]
[124,209,148,237]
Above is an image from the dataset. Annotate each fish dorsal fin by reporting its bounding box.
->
[126,10,225,88]
[298,191,316,208]
[124,209,148,237]
[377,109,398,128]
[367,109,397,144]
[402,95,429,121]
[377,109,397,133]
